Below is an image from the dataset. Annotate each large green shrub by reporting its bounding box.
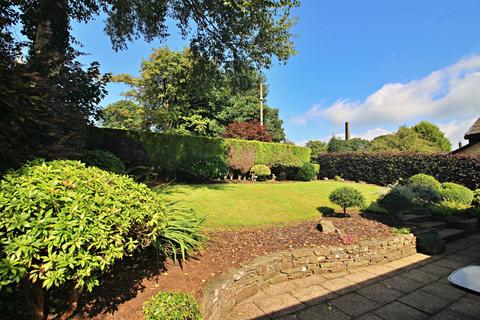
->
[250,164,271,181]
[291,162,317,181]
[316,153,480,190]
[328,187,365,213]
[0,160,204,317]
[143,291,202,320]
[408,174,441,191]
[80,149,126,173]
[377,183,442,214]
[439,182,474,206]
[179,156,228,182]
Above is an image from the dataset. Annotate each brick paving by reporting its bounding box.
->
[227,234,480,320]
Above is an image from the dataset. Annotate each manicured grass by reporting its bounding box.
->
[156,181,385,229]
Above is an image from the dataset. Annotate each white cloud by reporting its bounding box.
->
[438,117,477,147]
[294,127,392,146]
[291,54,480,143]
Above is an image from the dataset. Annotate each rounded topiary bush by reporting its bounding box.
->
[439,182,474,205]
[179,156,228,182]
[143,291,202,320]
[378,183,442,214]
[0,160,204,318]
[408,174,441,191]
[80,149,126,173]
[291,163,317,181]
[250,164,271,181]
[329,186,365,214]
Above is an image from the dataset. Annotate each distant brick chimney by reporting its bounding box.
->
[345,122,350,141]
[459,141,463,149]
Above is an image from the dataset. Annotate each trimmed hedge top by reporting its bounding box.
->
[87,127,311,176]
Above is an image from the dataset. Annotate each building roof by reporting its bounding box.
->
[465,117,480,139]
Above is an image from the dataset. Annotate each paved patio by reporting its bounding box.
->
[228,234,480,320]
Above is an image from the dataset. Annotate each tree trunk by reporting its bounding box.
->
[59,286,79,320]
[23,281,45,320]
[31,0,69,73]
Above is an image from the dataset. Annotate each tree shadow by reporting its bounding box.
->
[316,206,349,218]
[77,249,168,318]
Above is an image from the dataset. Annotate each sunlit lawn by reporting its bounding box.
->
[156,181,386,229]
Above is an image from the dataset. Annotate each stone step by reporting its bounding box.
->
[439,228,467,242]
[399,214,432,223]
[406,221,447,230]
[448,218,478,231]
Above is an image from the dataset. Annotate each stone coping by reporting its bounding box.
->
[199,234,416,320]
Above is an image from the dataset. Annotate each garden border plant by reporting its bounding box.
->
[0,160,204,320]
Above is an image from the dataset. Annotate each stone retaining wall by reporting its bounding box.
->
[200,234,416,320]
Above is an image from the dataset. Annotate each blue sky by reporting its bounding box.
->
[72,0,480,147]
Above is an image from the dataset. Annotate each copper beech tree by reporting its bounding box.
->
[224,120,273,142]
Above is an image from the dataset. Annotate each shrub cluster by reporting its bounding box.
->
[329,187,365,213]
[316,152,480,190]
[87,127,311,182]
[250,164,271,180]
[408,173,441,191]
[179,156,228,182]
[439,182,474,206]
[143,291,202,320]
[291,163,317,181]
[0,160,204,316]
[80,149,126,173]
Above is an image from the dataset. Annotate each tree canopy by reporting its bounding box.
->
[104,47,286,141]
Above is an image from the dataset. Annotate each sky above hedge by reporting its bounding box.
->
[72,0,480,148]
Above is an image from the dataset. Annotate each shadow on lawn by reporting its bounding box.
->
[316,206,350,218]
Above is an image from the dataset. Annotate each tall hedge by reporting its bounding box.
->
[316,153,480,190]
[86,127,310,176]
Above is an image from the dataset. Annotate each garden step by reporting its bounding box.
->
[447,218,478,231]
[399,214,432,223]
[438,228,467,242]
[406,221,447,230]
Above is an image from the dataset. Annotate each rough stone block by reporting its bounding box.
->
[236,284,259,304]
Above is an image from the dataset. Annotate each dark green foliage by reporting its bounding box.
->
[250,164,271,180]
[377,183,442,214]
[143,291,202,320]
[327,137,371,153]
[439,182,474,206]
[408,174,442,191]
[316,153,480,190]
[179,156,228,182]
[328,187,366,213]
[80,149,126,173]
[416,230,446,255]
[0,160,204,316]
[473,189,480,207]
[87,127,310,181]
[305,140,327,160]
[291,163,317,181]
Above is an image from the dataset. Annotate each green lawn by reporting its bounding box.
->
[156,181,385,229]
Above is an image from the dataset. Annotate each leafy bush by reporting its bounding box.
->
[313,163,320,175]
[291,162,317,181]
[408,174,441,191]
[0,160,204,317]
[227,145,256,175]
[250,164,271,181]
[377,183,441,214]
[328,187,365,213]
[143,291,202,320]
[316,152,480,190]
[179,156,228,182]
[80,149,126,173]
[439,182,474,205]
[473,189,480,207]
[430,201,472,217]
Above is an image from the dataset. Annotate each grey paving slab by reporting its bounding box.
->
[373,301,429,320]
[330,293,380,317]
[398,290,451,314]
[420,281,466,301]
[380,274,423,293]
[429,309,474,320]
[357,283,404,304]
[296,303,350,320]
[448,296,480,318]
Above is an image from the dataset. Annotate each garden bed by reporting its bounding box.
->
[80,212,395,319]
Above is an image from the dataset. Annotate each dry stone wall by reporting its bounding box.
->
[200,234,416,320]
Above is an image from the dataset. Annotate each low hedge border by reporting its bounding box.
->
[200,234,416,320]
[316,153,480,190]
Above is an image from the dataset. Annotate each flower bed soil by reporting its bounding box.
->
[80,212,395,319]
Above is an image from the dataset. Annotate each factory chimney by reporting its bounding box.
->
[345,122,350,141]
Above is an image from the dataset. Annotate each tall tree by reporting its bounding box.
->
[413,121,452,152]
[368,126,439,153]
[305,140,327,160]
[327,137,371,153]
